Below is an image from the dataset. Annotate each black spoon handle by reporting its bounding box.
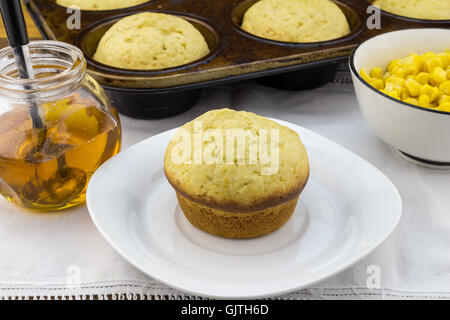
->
[0,0,29,48]
[0,0,46,147]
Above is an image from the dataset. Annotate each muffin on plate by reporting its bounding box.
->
[93,12,210,70]
[241,0,350,43]
[56,0,148,10]
[372,0,450,20]
[164,109,310,239]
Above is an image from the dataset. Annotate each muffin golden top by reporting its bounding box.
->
[241,0,350,43]
[56,0,148,10]
[373,0,450,20]
[93,12,210,70]
[164,109,310,212]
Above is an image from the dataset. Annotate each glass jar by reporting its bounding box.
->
[0,40,122,211]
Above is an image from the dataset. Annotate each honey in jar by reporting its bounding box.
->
[0,41,121,210]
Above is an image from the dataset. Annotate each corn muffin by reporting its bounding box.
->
[56,0,148,10]
[241,0,350,43]
[373,0,450,20]
[93,12,210,70]
[164,109,310,239]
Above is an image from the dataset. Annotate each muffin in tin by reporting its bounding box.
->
[241,0,351,43]
[93,12,210,70]
[164,109,310,239]
[56,0,148,10]
[372,0,450,20]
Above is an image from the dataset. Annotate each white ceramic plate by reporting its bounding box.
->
[86,119,402,299]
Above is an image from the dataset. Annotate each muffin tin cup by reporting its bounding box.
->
[25,0,450,118]
[72,10,221,118]
[103,86,201,119]
[75,11,223,77]
[230,0,362,90]
[50,0,155,12]
[257,63,340,91]
[365,0,450,24]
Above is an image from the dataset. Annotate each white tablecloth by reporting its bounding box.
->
[1,69,450,300]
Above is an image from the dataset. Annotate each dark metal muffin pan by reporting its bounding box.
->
[25,0,450,118]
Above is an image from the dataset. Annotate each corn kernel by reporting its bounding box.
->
[431,87,440,102]
[438,102,450,112]
[405,78,421,97]
[386,76,404,89]
[370,79,384,90]
[415,72,430,85]
[370,67,383,79]
[420,84,439,102]
[432,67,447,85]
[383,89,400,99]
[404,98,418,106]
[425,57,443,73]
[414,55,424,70]
[401,89,410,100]
[405,66,418,77]
[404,57,421,75]
[438,53,449,69]
[393,77,405,88]
[418,94,430,108]
[384,75,394,84]
[387,59,399,73]
[399,56,412,65]
[360,68,372,83]
[439,81,450,95]
[422,52,437,60]
[394,67,408,78]
[384,82,394,93]
[439,95,450,104]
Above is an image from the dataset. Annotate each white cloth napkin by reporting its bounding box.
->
[1,69,450,300]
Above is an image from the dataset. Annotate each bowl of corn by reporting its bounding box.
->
[350,28,450,166]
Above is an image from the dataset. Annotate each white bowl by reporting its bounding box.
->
[350,28,450,165]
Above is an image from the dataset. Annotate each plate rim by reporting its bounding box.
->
[86,119,402,299]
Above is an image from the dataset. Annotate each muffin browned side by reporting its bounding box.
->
[164,109,310,239]
[177,193,300,239]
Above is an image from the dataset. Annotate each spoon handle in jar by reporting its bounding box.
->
[0,0,47,148]
[0,0,29,48]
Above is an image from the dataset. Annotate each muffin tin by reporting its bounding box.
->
[25,0,450,118]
